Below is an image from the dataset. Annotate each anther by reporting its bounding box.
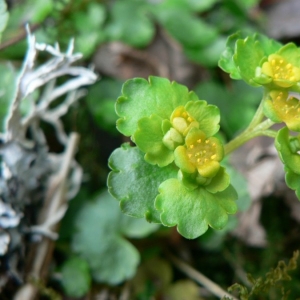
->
[187,117,192,122]
[205,140,209,144]
[197,139,201,143]
[197,158,200,163]
[271,60,275,65]
[211,154,216,159]
[280,60,283,64]
[190,144,194,149]
[188,154,192,158]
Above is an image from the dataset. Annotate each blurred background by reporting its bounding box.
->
[1,0,300,299]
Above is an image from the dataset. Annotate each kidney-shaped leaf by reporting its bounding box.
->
[116,76,199,137]
[155,179,238,239]
[108,144,178,223]
[72,191,158,285]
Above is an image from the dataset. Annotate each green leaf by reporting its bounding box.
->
[205,167,230,193]
[132,99,220,167]
[219,32,281,85]
[185,100,220,137]
[72,2,106,32]
[116,76,198,136]
[285,167,300,200]
[234,35,266,86]
[275,127,300,175]
[61,257,91,298]
[105,0,154,47]
[277,43,300,68]
[72,191,158,285]
[86,78,123,134]
[155,179,238,239]
[71,2,106,57]
[187,0,219,12]
[218,32,245,80]
[154,8,218,48]
[186,36,227,67]
[108,144,178,222]
[0,0,9,41]
[133,115,175,167]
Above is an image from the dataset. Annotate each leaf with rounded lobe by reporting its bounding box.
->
[185,100,220,137]
[116,76,199,136]
[186,36,227,67]
[61,257,91,298]
[234,35,265,86]
[72,191,158,285]
[275,127,300,175]
[104,0,154,47]
[218,32,244,80]
[133,114,174,167]
[154,8,217,48]
[285,167,300,200]
[108,144,178,223]
[155,179,238,239]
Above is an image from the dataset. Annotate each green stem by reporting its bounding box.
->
[224,119,275,155]
[246,96,266,130]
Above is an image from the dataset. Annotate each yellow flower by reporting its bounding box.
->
[174,128,223,178]
[261,54,300,88]
[264,90,300,132]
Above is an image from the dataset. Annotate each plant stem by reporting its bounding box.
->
[168,253,238,300]
[224,119,275,156]
[247,96,266,130]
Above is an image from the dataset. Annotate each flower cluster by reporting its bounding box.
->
[219,32,300,205]
[219,33,300,132]
[120,77,228,190]
[109,76,237,239]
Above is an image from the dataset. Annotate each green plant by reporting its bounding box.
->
[3,0,300,298]
[107,32,300,242]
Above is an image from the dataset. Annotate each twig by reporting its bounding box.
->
[14,133,80,300]
[168,253,238,300]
